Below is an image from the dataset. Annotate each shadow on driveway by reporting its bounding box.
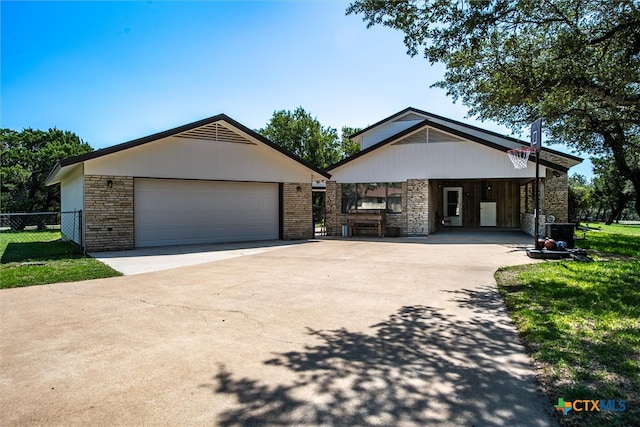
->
[201,295,555,426]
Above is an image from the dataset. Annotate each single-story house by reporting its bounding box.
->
[325,107,582,237]
[46,114,329,251]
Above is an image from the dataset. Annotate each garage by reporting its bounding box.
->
[46,114,329,252]
[134,178,278,247]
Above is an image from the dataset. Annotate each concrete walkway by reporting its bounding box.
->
[0,236,555,426]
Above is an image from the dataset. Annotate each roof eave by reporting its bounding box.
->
[328,119,431,171]
[329,118,579,173]
[44,162,62,186]
[218,116,331,179]
[47,114,331,182]
[347,107,583,166]
[348,107,417,140]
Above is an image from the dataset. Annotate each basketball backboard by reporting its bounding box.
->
[530,119,542,153]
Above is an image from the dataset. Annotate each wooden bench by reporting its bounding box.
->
[347,210,386,238]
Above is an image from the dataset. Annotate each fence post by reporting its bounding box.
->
[78,210,83,251]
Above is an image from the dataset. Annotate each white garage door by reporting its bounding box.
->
[134,179,279,247]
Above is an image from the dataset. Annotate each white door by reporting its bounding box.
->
[480,202,497,227]
[443,187,463,226]
[134,179,278,247]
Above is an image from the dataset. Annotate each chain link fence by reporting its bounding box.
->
[0,211,83,247]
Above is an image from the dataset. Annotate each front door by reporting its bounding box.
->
[443,187,463,226]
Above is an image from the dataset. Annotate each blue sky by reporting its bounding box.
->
[1,1,592,177]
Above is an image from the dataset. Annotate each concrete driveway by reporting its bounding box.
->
[0,234,555,426]
[90,240,307,275]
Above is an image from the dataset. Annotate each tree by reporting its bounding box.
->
[259,107,341,169]
[591,156,636,224]
[0,128,93,213]
[347,0,640,215]
[568,173,592,221]
[340,126,362,158]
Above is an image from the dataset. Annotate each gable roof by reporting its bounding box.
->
[332,107,582,172]
[46,114,330,185]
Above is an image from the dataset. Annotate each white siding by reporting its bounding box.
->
[331,139,545,182]
[360,119,424,150]
[84,136,318,183]
[59,164,84,244]
[425,115,525,150]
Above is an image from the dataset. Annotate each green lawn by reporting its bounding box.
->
[496,225,639,426]
[0,230,121,288]
[575,222,640,258]
[580,222,640,236]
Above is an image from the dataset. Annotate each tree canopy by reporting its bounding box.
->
[347,0,640,215]
[591,156,637,224]
[0,128,93,212]
[340,126,362,159]
[259,107,359,169]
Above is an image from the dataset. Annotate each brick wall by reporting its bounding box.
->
[84,175,134,252]
[325,181,342,236]
[283,183,312,240]
[520,182,531,214]
[544,170,569,222]
[519,170,568,235]
[521,212,547,237]
[407,179,429,236]
[539,151,573,169]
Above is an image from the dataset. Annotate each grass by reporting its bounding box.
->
[496,225,639,426]
[0,230,121,288]
[575,222,640,258]
[581,222,640,236]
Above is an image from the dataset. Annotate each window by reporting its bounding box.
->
[357,183,387,210]
[387,182,402,213]
[341,182,403,214]
[341,183,357,213]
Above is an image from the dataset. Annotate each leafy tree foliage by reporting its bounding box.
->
[259,107,341,169]
[568,159,638,223]
[568,173,592,221]
[0,128,93,212]
[347,0,640,215]
[259,108,361,169]
[340,126,362,159]
[591,157,637,224]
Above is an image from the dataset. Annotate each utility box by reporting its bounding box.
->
[545,223,576,248]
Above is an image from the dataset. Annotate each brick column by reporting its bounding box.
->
[84,175,134,251]
[407,179,429,236]
[544,171,569,222]
[282,183,312,240]
[325,181,338,236]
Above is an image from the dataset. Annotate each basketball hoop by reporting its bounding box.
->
[507,147,535,169]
